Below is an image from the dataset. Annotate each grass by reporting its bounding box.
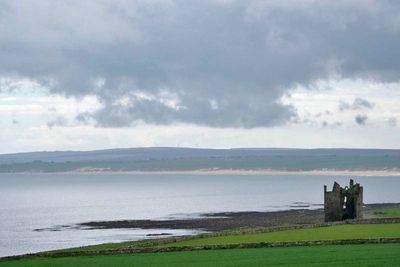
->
[2,223,400,266]
[365,207,400,218]
[1,243,400,267]
[47,223,400,253]
[162,223,400,247]
[49,239,156,253]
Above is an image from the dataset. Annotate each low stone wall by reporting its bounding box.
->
[148,217,400,247]
[33,237,400,258]
[2,217,400,261]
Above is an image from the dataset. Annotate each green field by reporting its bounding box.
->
[1,243,399,267]
[47,223,400,253]
[2,223,400,266]
[162,223,400,247]
[366,208,400,218]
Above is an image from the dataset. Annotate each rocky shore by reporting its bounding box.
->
[75,203,400,232]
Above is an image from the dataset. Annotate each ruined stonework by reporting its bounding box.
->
[324,179,363,222]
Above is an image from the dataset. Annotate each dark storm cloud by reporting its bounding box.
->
[355,114,368,125]
[1,1,400,128]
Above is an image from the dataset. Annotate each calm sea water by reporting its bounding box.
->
[0,173,399,257]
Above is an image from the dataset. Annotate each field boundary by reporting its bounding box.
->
[2,218,400,261]
[2,237,400,261]
[146,217,400,246]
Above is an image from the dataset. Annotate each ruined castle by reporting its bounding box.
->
[324,179,363,222]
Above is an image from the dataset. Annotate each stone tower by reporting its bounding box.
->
[324,179,363,222]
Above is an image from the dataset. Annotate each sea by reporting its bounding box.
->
[0,173,399,257]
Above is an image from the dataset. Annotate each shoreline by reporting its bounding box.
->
[63,203,400,232]
[2,169,400,176]
[6,203,400,259]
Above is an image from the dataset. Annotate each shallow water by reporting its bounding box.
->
[0,173,399,257]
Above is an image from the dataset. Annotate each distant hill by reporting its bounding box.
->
[0,147,399,173]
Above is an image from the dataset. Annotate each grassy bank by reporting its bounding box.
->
[2,243,400,267]
[2,222,400,266]
[366,207,400,218]
[44,221,400,254]
[162,223,400,247]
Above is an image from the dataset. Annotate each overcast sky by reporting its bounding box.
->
[1,0,400,153]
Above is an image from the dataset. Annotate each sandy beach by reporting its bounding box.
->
[19,168,400,176]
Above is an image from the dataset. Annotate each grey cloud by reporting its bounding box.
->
[88,90,296,128]
[48,107,57,113]
[321,121,343,127]
[75,112,92,125]
[315,110,333,118]
[47,116,68,128]
[355,114,368,125]
[387,117,397,127]
[339,97,375,111]
[1,1,400,127]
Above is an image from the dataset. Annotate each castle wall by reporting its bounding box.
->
[354,185,363,219]
[324,183,343,222]
[324,180,363,222]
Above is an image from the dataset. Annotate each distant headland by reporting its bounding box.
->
[0,147,399,174]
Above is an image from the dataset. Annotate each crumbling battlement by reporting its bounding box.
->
[324,179,363,222]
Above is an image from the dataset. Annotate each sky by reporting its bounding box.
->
[0,0,400,153]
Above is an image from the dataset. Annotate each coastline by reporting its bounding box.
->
[58,203,400,233]
[4,203,400,259]
[2,168,400,176]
